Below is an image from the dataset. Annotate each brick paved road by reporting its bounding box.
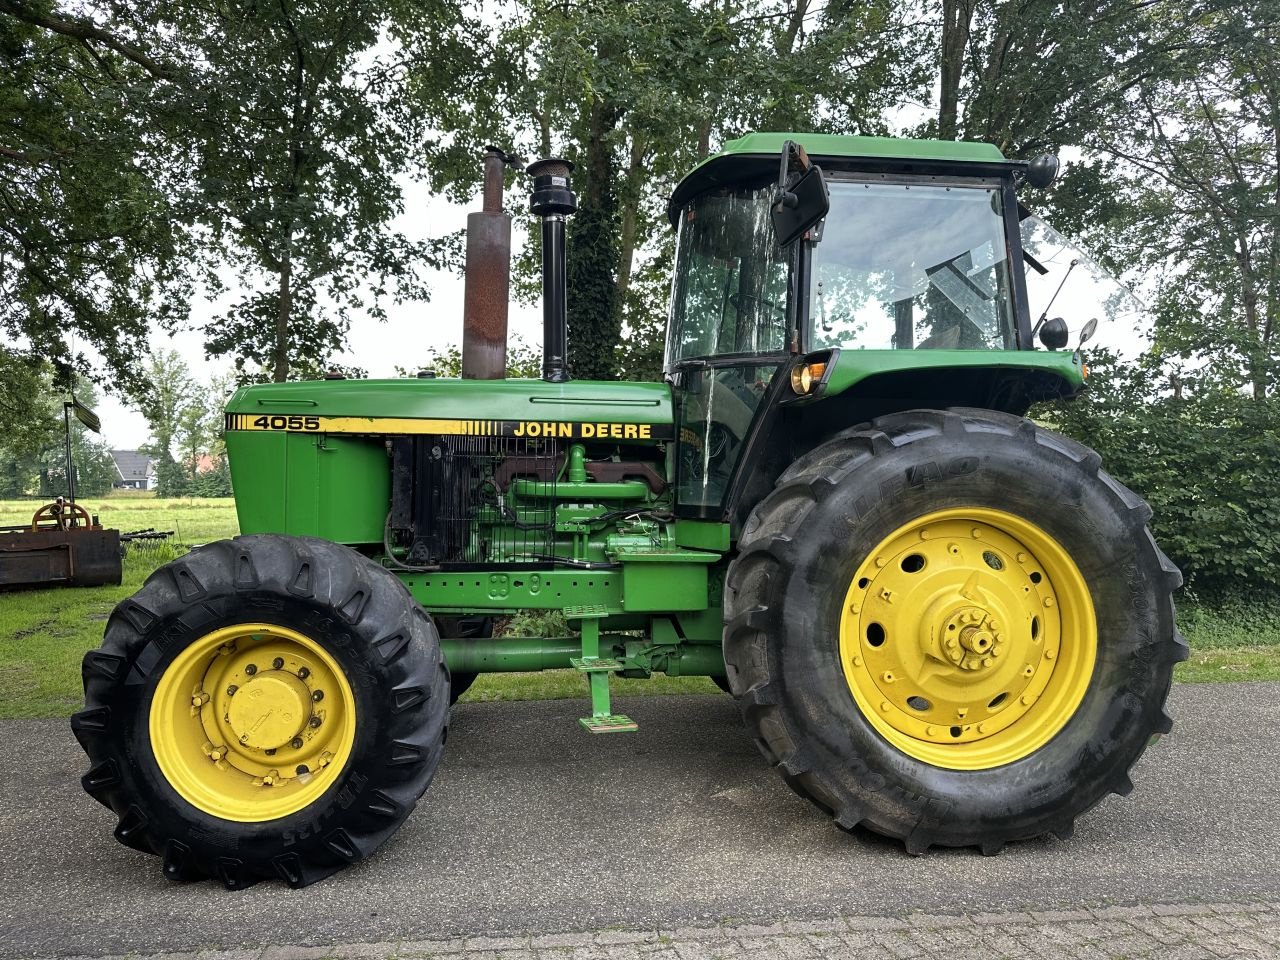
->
[62,903,1280,960]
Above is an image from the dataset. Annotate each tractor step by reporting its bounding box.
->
[563,603,609,620]
[565,605,636,734]
[579,714,638,734]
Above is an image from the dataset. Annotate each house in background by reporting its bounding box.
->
[110,450,155,490]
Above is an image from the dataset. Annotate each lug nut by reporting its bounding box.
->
[296,764,309,775]
[272,657,284,670]
[312,690,324,702]
[226,684,238,696]
[291,737,304,749]
[309,716,322,728]
[245,663,257,676]
[264,748,276,756]
[297,667,310,679]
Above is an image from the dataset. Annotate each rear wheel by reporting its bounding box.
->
[73,534,448,888]
[723,408,1187,853]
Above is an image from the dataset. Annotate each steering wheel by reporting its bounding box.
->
[728,292,787,319]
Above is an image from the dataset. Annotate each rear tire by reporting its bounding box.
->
[72,534,448,888]
[723,408,1187,854]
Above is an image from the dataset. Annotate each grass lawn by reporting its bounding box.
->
[1,492,1276,718]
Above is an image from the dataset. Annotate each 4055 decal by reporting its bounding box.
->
[253,415,320,431]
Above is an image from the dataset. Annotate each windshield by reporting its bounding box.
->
[809,179,1017,351]
[665,184,790,369]
[1020,215,1149,359]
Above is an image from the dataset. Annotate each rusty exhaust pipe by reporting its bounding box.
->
[527,157,576,383]
[461,147,515,380]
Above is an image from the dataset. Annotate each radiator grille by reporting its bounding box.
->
[397,435,559,567]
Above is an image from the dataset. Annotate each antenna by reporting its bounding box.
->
[1030,258,1079,340]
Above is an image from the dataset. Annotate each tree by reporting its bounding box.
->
[406,0,922,379]
[182,0,454,382]
[137,349,200,495]
[929,1,1202,154]
[0,365,116,498]
[3,1,457,389]
[0,5,195,395]
[394,335,543,379]
[0,345,60,454]
[1089,4,1280,401]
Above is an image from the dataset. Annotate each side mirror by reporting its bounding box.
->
[1073,317,1099,363]
[1027,154,1060,189]
[1038,317,1069,349]
[771,140,829,247]
[1079,317,1098,346]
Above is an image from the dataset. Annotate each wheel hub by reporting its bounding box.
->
[938,605,1004,671]
[227,671,312,750]
[149,623,355,822]
[839,508,1096,770]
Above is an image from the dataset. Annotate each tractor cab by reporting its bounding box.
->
[664,133,1059,515]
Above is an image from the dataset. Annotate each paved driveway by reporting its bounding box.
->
[0,683,1276,958]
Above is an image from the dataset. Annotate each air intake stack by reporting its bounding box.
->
[527,158,576,383]
[461,147,515,380]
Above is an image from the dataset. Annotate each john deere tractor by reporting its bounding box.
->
[73,133,1185,888]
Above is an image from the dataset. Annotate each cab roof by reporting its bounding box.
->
[667,132,1011,225]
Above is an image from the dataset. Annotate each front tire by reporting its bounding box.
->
[72,534,449,888]
[723,409,1187,854]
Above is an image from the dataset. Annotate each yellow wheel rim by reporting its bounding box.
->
[838,508,1096,770]
[149,623,357,822]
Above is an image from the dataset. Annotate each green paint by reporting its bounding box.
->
[229,432,388,542]
[622,563,709,612]
[402,569,625,614]
[443,636,584,672]
[823,349,1086,394]
[673,520,732,552]
[514,478,650,500]
[714,131,1006,164]
[226,377,671,425]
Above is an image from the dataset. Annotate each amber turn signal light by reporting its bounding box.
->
[789,361,827,395]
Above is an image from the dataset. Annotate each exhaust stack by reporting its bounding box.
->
[527,157,576,383]
[461,147,514,380]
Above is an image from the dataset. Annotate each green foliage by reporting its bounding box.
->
[500,609,570,639]
[137,350,231,496]
[0,6,195,394]
[394,335,543,379]
[567,176,622,380]
[0,366,115,498]
[1037,353,1280,600]
[3,1,451,386]
[0,346,60,461]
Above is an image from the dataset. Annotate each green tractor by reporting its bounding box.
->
[73,133,1186,888]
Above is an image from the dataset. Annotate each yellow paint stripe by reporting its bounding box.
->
[227,414,674,440]
[235,416,480,435]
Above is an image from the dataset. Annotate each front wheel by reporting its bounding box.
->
[72,535,449,888]
[723,408,1187,854]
